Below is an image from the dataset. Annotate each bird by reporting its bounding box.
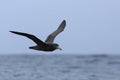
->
[10,20,66,52]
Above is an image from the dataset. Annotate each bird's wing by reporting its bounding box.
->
[10,31,48,47]
[45,20,66,43]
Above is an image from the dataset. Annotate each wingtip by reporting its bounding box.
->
[62,20,66,26]
[9,31,20,34]
[9,31,13,33]
[9,31,15,33]
[63,20,66,23]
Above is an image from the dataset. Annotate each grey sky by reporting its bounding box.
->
[1,0,120,54]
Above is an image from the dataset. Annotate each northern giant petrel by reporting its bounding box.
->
[10,20,66,51]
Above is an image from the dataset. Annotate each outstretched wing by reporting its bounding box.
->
[10,31,47,46]
[45,20,66,43]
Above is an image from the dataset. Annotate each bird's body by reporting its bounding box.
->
[29,43,59,51]
[10,20,66,52]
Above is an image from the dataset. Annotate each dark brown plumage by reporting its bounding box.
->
[10,20,66,51]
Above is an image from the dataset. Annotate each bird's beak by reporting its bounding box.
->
[57,46,62,50]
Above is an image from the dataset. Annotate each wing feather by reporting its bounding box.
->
[45,20,66,43]
[10,31,47,47]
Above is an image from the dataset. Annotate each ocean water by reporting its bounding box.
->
[0,54,120,80]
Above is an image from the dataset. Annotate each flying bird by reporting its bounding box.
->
[10,20,66,52]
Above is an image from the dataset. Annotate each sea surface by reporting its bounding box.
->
[0,54,120,80]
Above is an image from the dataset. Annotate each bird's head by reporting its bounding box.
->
[53,43,62,50]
